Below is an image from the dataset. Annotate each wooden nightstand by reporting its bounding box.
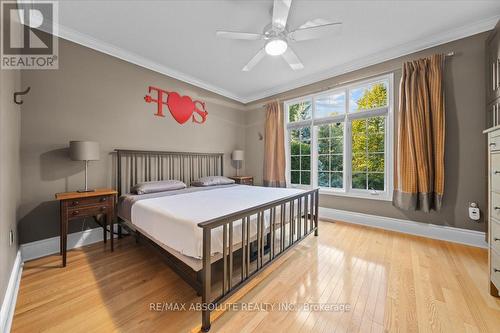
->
[55,188,117,267]
[229,176,253,185]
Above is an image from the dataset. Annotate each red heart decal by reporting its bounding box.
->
[167,92,195,124]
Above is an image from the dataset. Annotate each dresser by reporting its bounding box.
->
[485,127,500,296]
[485,20,500,296]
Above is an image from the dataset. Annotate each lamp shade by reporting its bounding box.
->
[69,141,100,161]
[232,150,244,161]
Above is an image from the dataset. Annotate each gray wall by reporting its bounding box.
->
[17,30,490,247]
[245,32,489,232]
[0,51,21,303]
[19,38,247,244]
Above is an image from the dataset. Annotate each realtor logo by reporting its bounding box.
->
[1,1,58,69]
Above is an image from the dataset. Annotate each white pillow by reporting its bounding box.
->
[131,180,186,194]
[191,176,235,187]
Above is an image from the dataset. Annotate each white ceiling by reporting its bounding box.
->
[55,0,500,103]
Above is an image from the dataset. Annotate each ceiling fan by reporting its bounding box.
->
[216,0,342,71]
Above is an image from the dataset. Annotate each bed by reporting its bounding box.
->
[114,149,319,331]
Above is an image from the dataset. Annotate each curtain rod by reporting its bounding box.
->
[261,51,455,107]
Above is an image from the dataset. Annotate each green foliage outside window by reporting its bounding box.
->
[355,83,387,111]
[290,127,310,185]
[288,82,388,192]
[317,123,343,189]
[288,101,311,122]
[351,83,387,190]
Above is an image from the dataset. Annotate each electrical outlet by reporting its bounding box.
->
[468,202,480,221]
[9,230,14,246]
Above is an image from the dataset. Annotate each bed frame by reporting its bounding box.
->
[114,149,319,332]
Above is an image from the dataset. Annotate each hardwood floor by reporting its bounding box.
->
[12,221,500,332]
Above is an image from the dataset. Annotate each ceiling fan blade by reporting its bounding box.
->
[297,18,332,29]
[216,30,264,40]
[282,47,303,70]
[272,0,292,30]
[289,22,342,41]
[242,48,267,71]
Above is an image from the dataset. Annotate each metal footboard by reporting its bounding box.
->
[197,188,319,331]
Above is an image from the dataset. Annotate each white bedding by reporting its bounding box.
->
[130,185,304,259]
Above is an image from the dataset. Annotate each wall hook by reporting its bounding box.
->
[14,86,31,105]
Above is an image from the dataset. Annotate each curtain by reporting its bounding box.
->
[263,101,286,187]
[393,54,445,212]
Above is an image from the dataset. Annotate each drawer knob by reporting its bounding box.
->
[495,171,500,175]
[72,211,79,216]
[495,268,500,273]
[495,207,500,211]
[72,201,79,206]
[494,237,500,241]
[100,197,107,202]
[490,142,497,147]
[100,206,106,211]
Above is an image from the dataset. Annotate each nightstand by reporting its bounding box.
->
[229,176,253,185]
[55,188,117,267]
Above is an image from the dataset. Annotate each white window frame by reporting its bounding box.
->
[284,73,394,201]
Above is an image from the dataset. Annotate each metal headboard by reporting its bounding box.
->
[115,149,224,196]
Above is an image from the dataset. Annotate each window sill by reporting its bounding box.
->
[318,188,393,201]
[288,184,393,201]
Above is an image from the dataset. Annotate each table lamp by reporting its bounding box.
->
[232,150,244,176]
[69,141,100,192]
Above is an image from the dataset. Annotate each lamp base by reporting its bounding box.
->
[77,189,96,193]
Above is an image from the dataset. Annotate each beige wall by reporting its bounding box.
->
[245,110,266,186]
[19,38,246,244]
[0,58,21,304]
[0,0,22,306]
[245,32,489,232]
[17,30,490,247]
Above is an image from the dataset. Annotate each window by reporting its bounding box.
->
[289,127,311,185]
[285,74,393,200]
[351,116,385,191]
[288,100,312,122]
[317,122,344,189]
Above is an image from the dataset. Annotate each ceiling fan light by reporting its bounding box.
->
[265,39,288,56]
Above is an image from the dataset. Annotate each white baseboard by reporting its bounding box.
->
[319,207,487,248]
[20,227,113,262]
[0,251,23,333]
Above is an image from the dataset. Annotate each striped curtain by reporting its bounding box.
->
[393,54,445,212]
[263,101,286,187]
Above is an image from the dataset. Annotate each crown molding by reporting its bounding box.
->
[53,23,248,105]
[244,14,500,104]
[47,14,498,105]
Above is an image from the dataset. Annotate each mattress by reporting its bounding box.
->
[118,185,304,260]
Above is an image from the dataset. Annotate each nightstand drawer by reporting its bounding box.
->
[229,176,253,185]
[67,195,112,208]
[67,205,109,219]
